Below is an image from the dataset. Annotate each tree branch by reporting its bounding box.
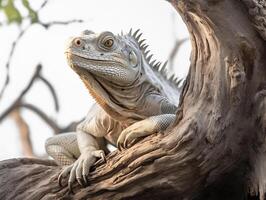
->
[0,25,31,101]
[0,64,42,122]
[38,75,59,112]
[10,108,34,157]
[38,19,84,29]
[0,63,82,134]
[0,0,83,102]
[19,103,60,133]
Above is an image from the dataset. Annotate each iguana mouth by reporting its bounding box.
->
[65,52,124,67]
[65,52,128,117]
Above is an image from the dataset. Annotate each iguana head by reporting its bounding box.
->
[65,30,142,85]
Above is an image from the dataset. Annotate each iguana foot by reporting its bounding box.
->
[58,150,106,192]
[116,114,176,150]
[117,121,153,150]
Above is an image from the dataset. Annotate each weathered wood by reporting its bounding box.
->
[1,0,266,199]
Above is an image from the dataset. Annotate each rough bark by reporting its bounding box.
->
[1,0,266,199]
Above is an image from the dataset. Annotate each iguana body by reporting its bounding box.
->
[45,29,181,191]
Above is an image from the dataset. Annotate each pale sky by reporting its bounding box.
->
[0,0,190,160]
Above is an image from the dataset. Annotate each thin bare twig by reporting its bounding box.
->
[0,64,42,122]
[39,19,83,29]
[38,75,59,112]
[20,103,83,133]
[19,103,60,133]
[37,0,49,12]
[0,25,31,101]
[11,109,34,157]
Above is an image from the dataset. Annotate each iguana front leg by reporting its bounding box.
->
[46,106,109,192]
[58,130,105,192]
[117,114,176,150]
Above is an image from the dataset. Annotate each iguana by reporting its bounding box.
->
[45,29,182,192]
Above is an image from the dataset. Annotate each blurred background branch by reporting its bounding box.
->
[10,108,33,157]
[0,0,83,101]
[0,0,84,157]
[0,64,82,156]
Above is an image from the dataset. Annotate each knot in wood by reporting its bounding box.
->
[225,56,246,106]
[226,57,246,90]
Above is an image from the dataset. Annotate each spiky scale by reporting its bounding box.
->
[150,60,156,66]
[169,75,175,81]
[140,44,145,49]
[176,79,183,86]
[155,62,161,67]
[154,62,161,71]
[141,44,148,51]
[147,54,153,62]
[127,29,182,89]
[140,44,147,49]
[154,63,160,70]
[128,28,133,36]
[161,64,167,72]
[154,66,160,70]
[138,39,146,46]
[135,33,143,41]
[153,61,159,66]
[133,29,140,38]
[161,61,168,70]
[144,45,149,51]
[144,50,150,57]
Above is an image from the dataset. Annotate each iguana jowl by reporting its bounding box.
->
[45,29,181,191]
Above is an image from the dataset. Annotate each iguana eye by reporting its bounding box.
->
[74,38,82,46]
[103,39,114,48]
[129,51,138,67]
[98,32,116,51]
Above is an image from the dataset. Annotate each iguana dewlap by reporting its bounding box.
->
[45,29,181,191]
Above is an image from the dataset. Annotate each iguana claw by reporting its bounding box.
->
[100,151,106,163]
[58,164,73,187]
[68,181,74,194]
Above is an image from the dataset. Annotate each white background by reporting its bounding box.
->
[0,0,190,160]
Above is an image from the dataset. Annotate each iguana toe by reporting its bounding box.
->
[58,164,72,187]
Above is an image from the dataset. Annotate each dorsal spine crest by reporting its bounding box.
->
[127,28,183,88]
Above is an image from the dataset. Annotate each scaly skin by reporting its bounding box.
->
[45,29,181,192]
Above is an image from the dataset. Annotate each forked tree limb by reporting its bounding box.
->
[0,64,80,134]
[0,0,266,199]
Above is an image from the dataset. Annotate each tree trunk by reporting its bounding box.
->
[1,0,266,199]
